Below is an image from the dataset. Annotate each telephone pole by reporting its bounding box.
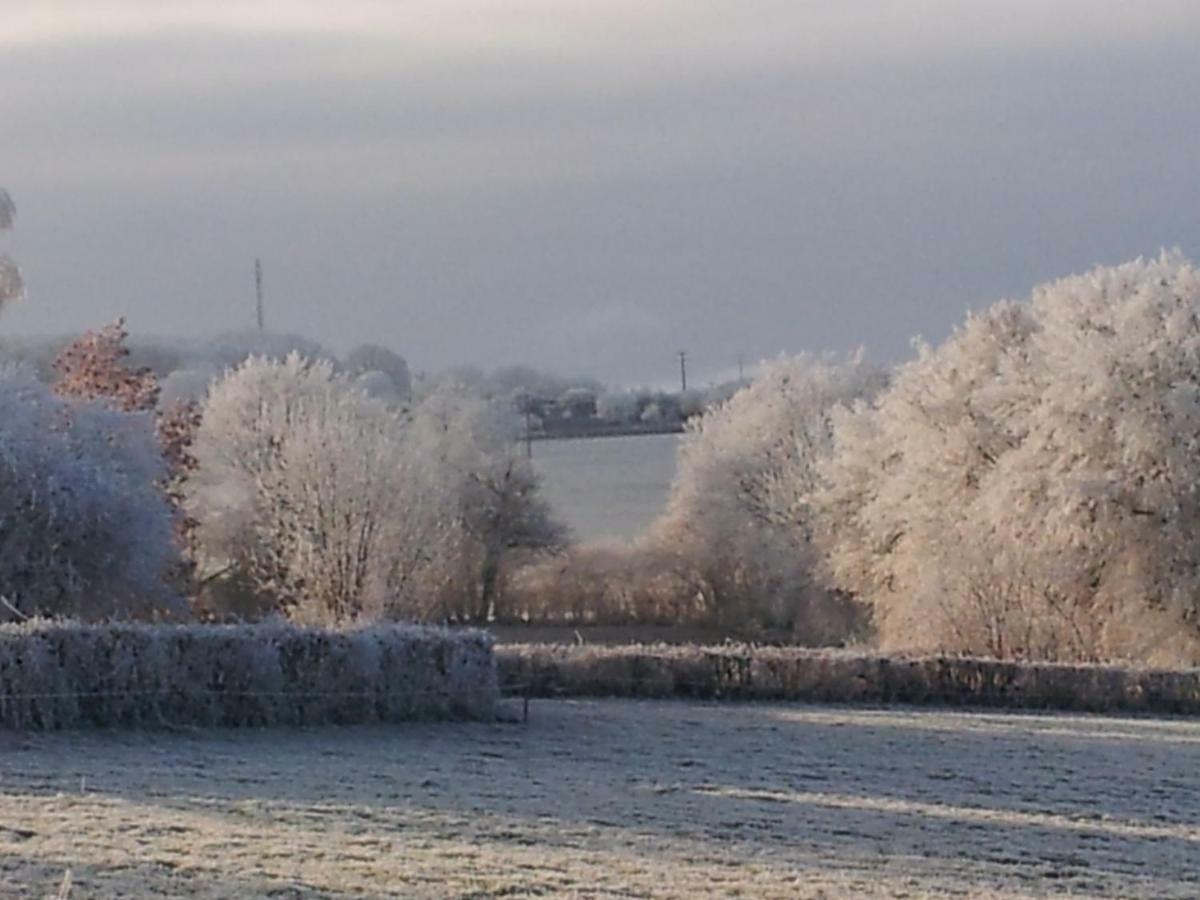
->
[678,350,688,393]
[254,258,265,332]
[737,354,745,381]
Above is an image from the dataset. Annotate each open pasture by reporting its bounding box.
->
[2,699,1198,898]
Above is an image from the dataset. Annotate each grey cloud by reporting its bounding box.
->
[3,4,1200,385]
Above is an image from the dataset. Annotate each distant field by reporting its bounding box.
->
[531,432,679,541]
[3,699,1198,898]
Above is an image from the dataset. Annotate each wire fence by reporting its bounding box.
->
[0,621,499,730]
[0,687,492,701]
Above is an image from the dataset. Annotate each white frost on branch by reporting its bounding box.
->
[649,353,884,635]
[0,365,178,619]
[813,252,1200,663]
[0,188,22,310]
[187,355,563,625]
[405,385,567,622]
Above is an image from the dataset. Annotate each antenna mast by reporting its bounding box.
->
[254,258,265,331]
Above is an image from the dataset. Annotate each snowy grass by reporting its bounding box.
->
[497,643,1200,714]
[0,621,497,729]
[2,699,1197,897]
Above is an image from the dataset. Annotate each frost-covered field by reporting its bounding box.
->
[2,700,1198,898]
[532,432,679,541]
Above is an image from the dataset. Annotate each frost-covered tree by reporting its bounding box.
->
[650,353,883,636]
[353,369,403,404]
[678,388,707,419]
[597,386,724,425]
[417,364,486,400]
[186,354,413,623]
[0,188,22,314]
[0,366,178,619]
[187,358,564,624]
[52,321,202,578]
[203,330,333,370]
[486,365,602,402]
[158,364,218,408]
[640,402,662,424]
[814,253,1200,663]
[120,331,335,387]
[405,386,567,622]
[596,390,640,423]
[344,343,411,402]
[558,387,597,420]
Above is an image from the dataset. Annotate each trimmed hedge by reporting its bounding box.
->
[497,643,1200,715]
[0,621,497,729]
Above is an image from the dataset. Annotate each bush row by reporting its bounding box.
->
[0,621,497,729]
[496,643,1200,715]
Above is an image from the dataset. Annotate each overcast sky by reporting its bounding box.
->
[2,2,1199,386]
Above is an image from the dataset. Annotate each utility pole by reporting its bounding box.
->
[737,354,745,381]
[254,258,265,332]
[678,350,688,393]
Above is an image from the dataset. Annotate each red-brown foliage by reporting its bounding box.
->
[52,318,160,412]
[53,320,204,600]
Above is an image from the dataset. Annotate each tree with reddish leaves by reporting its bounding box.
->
[156,397,204,580]
[51,319,202,483]
[52,318,160,412]
[53,319,204,600]
[157,398,203,486]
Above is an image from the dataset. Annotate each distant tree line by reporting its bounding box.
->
[0,330,740,434]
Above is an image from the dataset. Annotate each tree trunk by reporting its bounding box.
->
[478,553,501,623]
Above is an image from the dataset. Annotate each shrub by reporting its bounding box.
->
[497,643,1200,714]
[499,540,706,626]
[0,620,497,729]
[0,366,178,619]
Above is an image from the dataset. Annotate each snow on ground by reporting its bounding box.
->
[1,699,1198,898]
